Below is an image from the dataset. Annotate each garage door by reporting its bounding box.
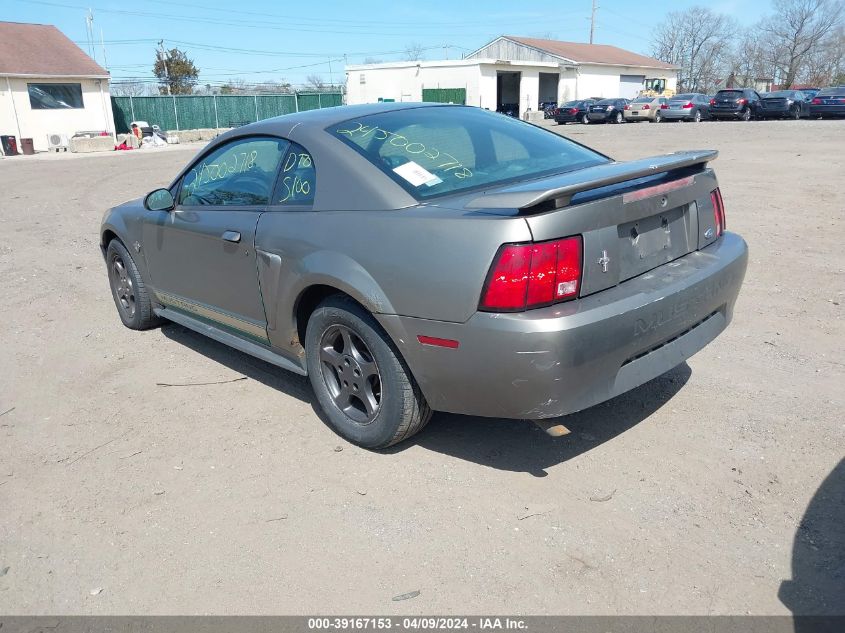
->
[619,75,645,99]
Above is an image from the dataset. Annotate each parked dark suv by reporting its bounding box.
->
[709,89,762,121]
[586,98,629,124]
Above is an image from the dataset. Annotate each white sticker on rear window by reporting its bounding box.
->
[392,161,443,187]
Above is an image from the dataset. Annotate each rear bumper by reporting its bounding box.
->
[587,112,612,122]
[554,114,579,123]
[660,110,693,119]
[810,105,845,117]
[710,108,745,119]
[760,106,792,117]
[378,232,748,420]
[623,113,653,121]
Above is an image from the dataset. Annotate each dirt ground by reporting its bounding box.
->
[0,119,842,616]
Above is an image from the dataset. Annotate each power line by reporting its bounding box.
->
[11,0,586,38]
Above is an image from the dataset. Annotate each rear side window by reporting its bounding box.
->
[179,136,288,206]
[328,106,607,200]
[275,142,316,206]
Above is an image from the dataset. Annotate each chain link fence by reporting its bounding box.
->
[111,92,343,133]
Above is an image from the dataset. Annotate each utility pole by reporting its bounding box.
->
[85,9,94,57]
[157,40,171,95]
[589,0,598,44]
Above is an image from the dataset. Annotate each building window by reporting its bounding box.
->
[27,83,84,109]
[359,73,366,84]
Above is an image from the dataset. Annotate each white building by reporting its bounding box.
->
[0,21,114,153]
[345,35,678,117]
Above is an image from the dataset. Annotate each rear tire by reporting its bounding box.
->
[305,295,432,448]
[614,111,623,124]
[581,113,589,125]
[653,111,662,123]
[741,107,751,121]
[694,109,702,123]
[106,239,163,330]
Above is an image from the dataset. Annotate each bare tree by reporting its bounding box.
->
[651,7,739,93]
[110,81,149,97]
[800,25,845,85]
[728,28,778,88]
[403,42,425,61]
[305,74,326,91]
[759,0,844,87]
[253,79,293,94]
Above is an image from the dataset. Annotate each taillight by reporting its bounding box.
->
[570,108,578,114]
[479,237,582,312]
[738,98,748,105]
[710,188,726,237]
[660,104,669,109]
[682,102,694,109]
[624,104,630,110]
[811,97,821,104]
[641,104,650,109]
[709,98,716,105]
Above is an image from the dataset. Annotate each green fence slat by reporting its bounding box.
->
[422,88,466,105]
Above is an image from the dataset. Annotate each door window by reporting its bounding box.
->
[275,142,316,206]
[179,136,288,206]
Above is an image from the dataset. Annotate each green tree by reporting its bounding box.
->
[154,47,199,95]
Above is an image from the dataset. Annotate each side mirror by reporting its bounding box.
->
[144,188,175,211]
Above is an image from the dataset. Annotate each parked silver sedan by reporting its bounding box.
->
[660,93,711,122]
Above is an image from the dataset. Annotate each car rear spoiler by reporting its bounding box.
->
[464,150,718,211]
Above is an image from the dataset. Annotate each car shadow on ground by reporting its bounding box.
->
[161,323,691,476]
[389,363,692,476]
[778,458,845,627]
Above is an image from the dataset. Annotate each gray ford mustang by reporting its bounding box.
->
[101,103,747,448]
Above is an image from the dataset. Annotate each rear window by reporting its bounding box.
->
[328,106,608,200]
[595,99,617,105]
[717,90,743,96]
[674,94,695,100]
[817,87,845,96]
[631,97,652,104]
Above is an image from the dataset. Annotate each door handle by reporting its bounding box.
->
[221,230,241,243]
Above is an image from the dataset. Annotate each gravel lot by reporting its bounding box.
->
[1,118,842,615]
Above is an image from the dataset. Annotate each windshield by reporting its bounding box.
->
[328,106,609,201]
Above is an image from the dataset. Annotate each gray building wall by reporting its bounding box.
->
[466,38,566,64]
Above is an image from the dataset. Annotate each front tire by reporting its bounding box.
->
[106,239,162,330]
[305,295,432,448]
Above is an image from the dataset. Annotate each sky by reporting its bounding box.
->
[4,0,776,88]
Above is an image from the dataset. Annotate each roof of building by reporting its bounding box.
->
[0,21,109,77]
[501,36,676,70]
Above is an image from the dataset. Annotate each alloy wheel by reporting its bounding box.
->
[318,324,382,424]
[110,254,135,318]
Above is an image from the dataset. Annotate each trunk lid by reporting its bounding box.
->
[461,151,722,298]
